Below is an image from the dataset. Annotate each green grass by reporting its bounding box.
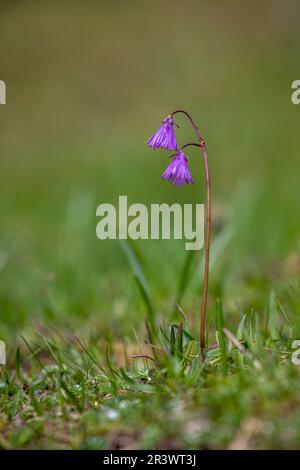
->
[1,284,300,449]
[1,0,300,450]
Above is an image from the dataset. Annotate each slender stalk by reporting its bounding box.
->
[172,110,211,356]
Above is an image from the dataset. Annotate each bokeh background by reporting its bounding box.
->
[1,0,300,343]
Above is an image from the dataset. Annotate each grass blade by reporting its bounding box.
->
[120,240,156,335]
[267,290,279,340]
[236,313,247,341]
[176,250,196,306]
[215,298,227,373]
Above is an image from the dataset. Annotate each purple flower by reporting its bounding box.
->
[147,116,177,151]
[162,149,193,188]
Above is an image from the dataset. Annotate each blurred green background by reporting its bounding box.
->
[0,0,300,342]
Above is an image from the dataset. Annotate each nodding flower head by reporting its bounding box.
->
[162,149,193,188]
[147,115,177,151]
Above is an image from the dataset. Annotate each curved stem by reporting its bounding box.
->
[172,109,205,142]
[168,142,201,160]
[172,110,211,357]
[181,142,202,150]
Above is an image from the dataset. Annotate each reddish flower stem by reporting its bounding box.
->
[172,110,211,357]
